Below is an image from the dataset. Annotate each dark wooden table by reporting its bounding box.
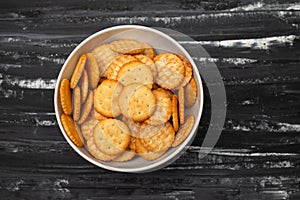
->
[1,0,300,199]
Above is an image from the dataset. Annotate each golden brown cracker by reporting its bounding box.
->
[61,114,84,147]
[110,39,144,54]
[73,86,81,121]
[81,118,98,141]
[94,79,122,118]
[117,61,153,88]
[106,55,138,80]
[178,87,185,124]
[87,137,116,161]
[59,79,72,115]
[113,150,136,162]
[92,44,119,77]
[140,122,175,152]
[172,94,179,132]
[80,69,89,103]
[184,77,197,107]
[93,119,131,156]
[134,54,157,79]
[70,54,86,89]
[77,90,94,125]
[90,109,108,121]
[144,89,172,125]
[86,53,100,89]
[135,138,167,161]
[172,115,195,147]
[142,42,155,59]
[175,54,193,87]
[129,136,137,152]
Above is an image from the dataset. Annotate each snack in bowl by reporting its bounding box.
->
[55,25,203,173]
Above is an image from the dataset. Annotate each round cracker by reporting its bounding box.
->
[134,54,157,79]
[77,90,94,125]
[90,109,108,121]
[70,54,86,89]
[72,86,81,121]
[107,55,138,80]
[142,42,155,59]
[117,61,153,88]
[87,137,116,161]
[136,138,167,161]
[61,114,84,147]
[93,119,131,156]
[185,77,197,107]
[140,122,175,152]
[154,53,185,90]
[94,79,122,118]
[172,94,179,132]
[144,89,172,125]
[122,117,142,137]
[92,44,119,77]
[80,70,89,103]
[175,54,193,87]
[172,115,195,147]
[110,39,144,54]
[86,53,100,89]
[129,136,137,152]
[59,79,72,115]
[81,118,98,141]
[113,150,136,162]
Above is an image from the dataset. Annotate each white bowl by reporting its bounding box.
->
[54,25,204,173]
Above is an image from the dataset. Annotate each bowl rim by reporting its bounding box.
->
[54,24,204,173]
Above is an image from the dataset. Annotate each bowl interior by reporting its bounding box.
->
[54,25,203,172]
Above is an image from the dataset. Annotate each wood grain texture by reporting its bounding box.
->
[1,0,300,199]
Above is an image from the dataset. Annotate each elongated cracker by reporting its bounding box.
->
[154,53,185,90]
[140,122,175,152]
[92,44,119,77]
[70,54,87,89]
[172,94,179,132]
[94,80,122,117]
[142,42,155,59]
[175,54,193,87]
[77,90,93,125]
[86,53,100,89]
[94,119,131,156]
[117,61,153,88]
[87,137,116,161]
[73,86,81,121]
[144,89,172,125]
[80,70,89,103]
[172,115,195,147]
[113,150,136,162]
[81,118,98,141]
[59,79,72,115]
[136,138,167,161]
[134,54,157,79]
[106,55,138,80]
[61,114,84,147]
[185,77,197,107]
[178,87,185,124]
[110,39,144,54]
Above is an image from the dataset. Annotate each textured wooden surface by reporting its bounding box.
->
[1,0,300,199]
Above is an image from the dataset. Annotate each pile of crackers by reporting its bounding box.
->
[59,39,197,162]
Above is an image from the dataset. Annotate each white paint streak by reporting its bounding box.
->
[4,77,57,89]
[36,119,57,126]
[192,57,257,65]
[6,180,24,192]
[277,122,300,132]
[229,2,264,11]
[0,64,22,71]
[37,55,65,65]
[54,179,70,193]
[180,35,298,50]
[232,125,251,132]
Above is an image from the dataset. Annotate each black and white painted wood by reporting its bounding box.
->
[1,0,300,199]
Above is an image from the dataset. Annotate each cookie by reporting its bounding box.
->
[86,53,100,89]
[73,86,81,121]
[175,54,193,87]
[134,54,157,79]
[110,39,144,54]
[142,42,155,59]
[185,77,197,107]
[94,79,122,118]
[106,55,138,80]
[59,79,72,115]
[154,53,185,90]
[61,114,84,147]
[92,44,119,77]
[136,138,167,161]
[172,94,179,132]
[80,70,89,103]
[77,90,93,125]
[144,89,172,125]
[178,87,185,124]
[172,115,195,147]
[81,118,98,140]
[117,61,153,88]
[70,54,87,89]
[87,137,116,161]
[113,150,136,162]
[93,119,131,156]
